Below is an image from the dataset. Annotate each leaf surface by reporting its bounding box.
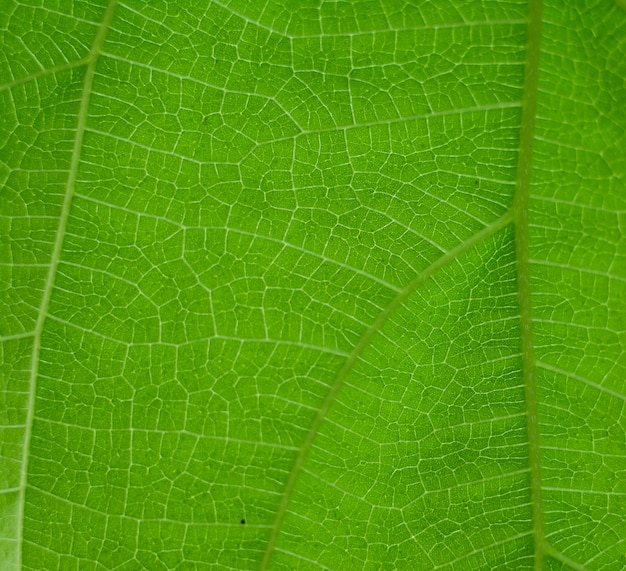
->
[1,1,625,569]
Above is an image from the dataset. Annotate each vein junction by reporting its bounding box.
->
[15,1,119,567]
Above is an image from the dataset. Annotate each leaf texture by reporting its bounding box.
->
[1,1,625,569]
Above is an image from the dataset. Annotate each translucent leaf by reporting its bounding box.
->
[1,1,625,569]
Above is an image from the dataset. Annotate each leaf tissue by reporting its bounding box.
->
[1,1,625,569]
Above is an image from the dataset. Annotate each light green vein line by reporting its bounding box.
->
[513,0,544,569]
[537,360,626,402]
[544,543,591,571]
[258,209,514,570]
[14,1,118,567]
[0,57,89,92]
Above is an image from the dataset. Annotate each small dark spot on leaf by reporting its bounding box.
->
[240,519,246,525]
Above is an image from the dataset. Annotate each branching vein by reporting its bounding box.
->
[15,1,118,567]
[259,209,513,569]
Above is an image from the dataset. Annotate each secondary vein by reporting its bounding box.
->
[258,209,514,570]
[15,1,118,566]
[513,0,544,569]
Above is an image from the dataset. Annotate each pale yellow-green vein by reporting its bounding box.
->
[15,1,118,567]
[259,209,514,570]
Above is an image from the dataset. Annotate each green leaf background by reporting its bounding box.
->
[1,1,625,569]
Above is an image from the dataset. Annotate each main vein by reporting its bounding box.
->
[15,1,118,566]
[259,209,513,570]
[513,0,544,569]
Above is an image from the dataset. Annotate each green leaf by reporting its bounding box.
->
[1,1,625,569]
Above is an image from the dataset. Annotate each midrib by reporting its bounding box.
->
[513,0,545,569]
[15,1,118,567]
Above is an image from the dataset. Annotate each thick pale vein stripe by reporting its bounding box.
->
[259,209,514,569]
[513,0,544,568]
[15,1,118,567]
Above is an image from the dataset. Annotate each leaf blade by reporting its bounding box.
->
[1,1,624,569]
